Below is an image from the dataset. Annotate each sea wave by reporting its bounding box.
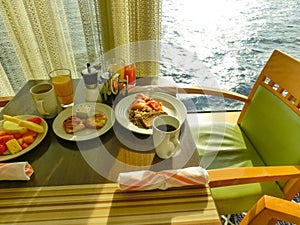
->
[1,0,299,111]
[161,0,300,110]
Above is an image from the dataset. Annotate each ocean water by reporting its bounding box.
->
[1,0,300,110]
[160,0,300,111]
[161,0,300,90]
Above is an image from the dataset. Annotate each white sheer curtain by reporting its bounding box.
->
[0,1,84,96]
[0,0,161,97]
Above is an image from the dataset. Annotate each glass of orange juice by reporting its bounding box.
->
[49,69,74,108]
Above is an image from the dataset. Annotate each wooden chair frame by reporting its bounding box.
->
[207,166,300,225]
[176,50,300,203]
[240,195,300,225]
[208,166,300,189]
[174,50,300,224]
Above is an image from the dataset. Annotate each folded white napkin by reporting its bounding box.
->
[0,162,34,181]
[118,166,209,191]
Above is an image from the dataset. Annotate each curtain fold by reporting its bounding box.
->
[96,0,162,77]
[78,0,101,63]
[0,1,47,81]
[0,1,77,79]
[0,62,14,97]
[0,0,162,97]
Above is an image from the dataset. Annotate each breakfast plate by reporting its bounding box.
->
[0,115,48,162]
[52,103,115,141]
[114,92,187,135]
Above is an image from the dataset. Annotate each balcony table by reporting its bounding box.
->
[0,79,222,225]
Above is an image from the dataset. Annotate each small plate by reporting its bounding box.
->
[114,92,187,135]
[0,115,48,162]
[52,103,115,141]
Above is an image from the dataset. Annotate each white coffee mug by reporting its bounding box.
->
[30,82,59,118]
[152,115,181,159]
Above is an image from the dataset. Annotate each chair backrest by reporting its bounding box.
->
[239,50,300,171]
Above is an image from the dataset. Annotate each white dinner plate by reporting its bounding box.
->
[52,103,115,141]
[0,115,48,162]
[114,92,187,135]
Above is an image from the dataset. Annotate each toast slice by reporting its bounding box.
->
[140,111,167,129]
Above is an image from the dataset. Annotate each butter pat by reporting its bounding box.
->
[75,104,92,118]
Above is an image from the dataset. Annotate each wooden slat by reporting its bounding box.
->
[208,166,300,188]
[240,195,300,225]
[261,50,300,101]
[0,183,221,225]
[283,178,300,200]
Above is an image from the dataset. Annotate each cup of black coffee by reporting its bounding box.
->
[152,115,181,159]
[30,82,59,118]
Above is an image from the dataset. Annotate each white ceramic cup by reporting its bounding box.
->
[152,115,181,159]
[30,82,59,118]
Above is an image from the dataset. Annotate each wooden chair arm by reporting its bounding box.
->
[178,86,249,102]
[208,166,300,188]
[240,195,300,225]
[0,96,13,107]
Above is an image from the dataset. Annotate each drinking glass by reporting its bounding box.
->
[49,69,74,108]
[124,63,136,87]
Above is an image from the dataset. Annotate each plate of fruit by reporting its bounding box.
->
[0,115,48,162]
